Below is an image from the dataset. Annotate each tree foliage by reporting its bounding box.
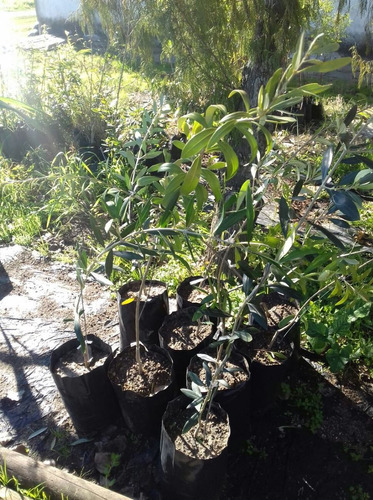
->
[79,0,371,106]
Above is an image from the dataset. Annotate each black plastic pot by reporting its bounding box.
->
[248,341,297,414]
[160,395,230,500]
[187,349,251,441]
[50,335,121,437]
[117,280,169,349]
[176,276,213,310]
[107,343,175,437]
[158,307,215,389]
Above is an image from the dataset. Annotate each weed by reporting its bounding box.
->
[101,453,121,488]
[242,440,268,460]
[289,383,324,434]
[348,485,370,500]
[50,428,71,459]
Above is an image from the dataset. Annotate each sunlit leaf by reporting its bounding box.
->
[180,156,202,195]
[181,128,214,159]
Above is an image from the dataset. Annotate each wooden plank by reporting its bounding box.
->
[0,447,132,500]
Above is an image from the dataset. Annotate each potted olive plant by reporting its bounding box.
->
[107,257,176,437]
[50,249,121,437]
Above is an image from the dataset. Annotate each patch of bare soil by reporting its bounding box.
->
[1,245,372,499]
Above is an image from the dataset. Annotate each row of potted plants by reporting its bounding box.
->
[48,34,371,499]
[50,272,300,499]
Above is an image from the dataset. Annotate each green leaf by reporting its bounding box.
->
[195,183,208,211]
[235,330,253,343]
[277,230,295,261]
[312,223,345,250]
[246,183,254,241]
[301,57,351,74]
[330,191,360,221]
[181,128,214,159]
[71,438,93,446]
[236,179,250,210]
[205,104,227,126]
[160,188,180,226]
[182,412,199,434]
[114,250,143,261]
[257,125,273,154]
[184,197,195,226]
[197,353,217,363]
[89,216,104,247]
[182,112,208,129]
[279,197,289,238]
[105,249,113,279]
[326,345,353,373]
[201,168,222,202]
[343,104,358,126]
[180,156,202,195]
[180,388,201,400]
[207,120,236,149]
[188,371,205,387]
[137,176,160,187]
[90,272,113,286]
[292,31,305,71]
[219,141,239,180]
[236,124,258,163]
[265,67,283,101]
[214,209,246,235]
[321,146,333,182]
[28,427,48,440]
[228,89,250,112]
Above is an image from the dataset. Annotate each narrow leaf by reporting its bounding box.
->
[228,89,250,112]
[279,197,289,238]
[180,156,202,195]
[312,223,345,249]
[181,128,214,159]
[214,209,246,235]
[29,427,48,440]
[207,121,236,149]
[90,272,113,286]
[219,141,239,180]
[321,146,333,182]
[105,249,113,280]
[201,168,222,202]
[344,104,358,126]
[301,57,351,73]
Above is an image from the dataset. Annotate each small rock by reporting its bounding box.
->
[94,451,113,474]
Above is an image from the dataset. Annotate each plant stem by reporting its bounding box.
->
[135,258,153,373]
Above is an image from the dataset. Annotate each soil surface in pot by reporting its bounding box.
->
[178,278,211,304]
[53,343,107,377]
[165,405,230,460]
[246,329,294,366]
[108,348,172,396]
[160,311,212,350]
[258,292,298,331]
[121,282,167,302]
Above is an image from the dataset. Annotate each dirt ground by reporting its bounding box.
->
[0,245,373,500]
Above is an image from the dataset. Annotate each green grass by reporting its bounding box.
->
[0,1,35,11]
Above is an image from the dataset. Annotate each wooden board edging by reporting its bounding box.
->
[0,446,133,500]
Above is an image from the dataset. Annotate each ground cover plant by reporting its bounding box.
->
[0,19,372,498]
